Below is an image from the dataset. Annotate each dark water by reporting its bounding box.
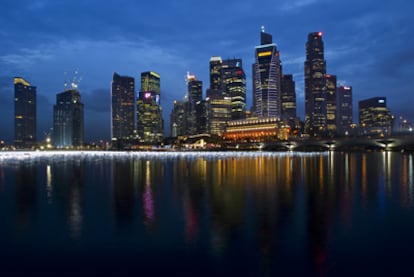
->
[1,151,414,276]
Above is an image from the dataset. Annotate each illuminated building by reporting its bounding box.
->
[111,72,135,141]
[359,97,392,137]
[136,71,164,144]
[187,73,203,103]
[253,27,282,118]
[186,73,203,135]
[14,77,36,148]
[206,57,223,98]
[336,85,353,136]
[221,59,246,120]
[206,95,232,136]
[281,74,296,121]
[170,100,185,137]
[224,117,290,141]
[53,89,84,148]
[305,32,327,136]
[326,74,337,136]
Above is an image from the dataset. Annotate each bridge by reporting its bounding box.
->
[240,135,414,152]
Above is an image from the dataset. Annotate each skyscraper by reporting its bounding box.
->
[305,32,327,136]
[337,85,353,136]
[14,77,36,148]
[186,73,203,135]
[281,74,296,121]
[111,72,135,141]
[136,71,163,144]
[170,100,186,137]
[359,97,392,137]
[221,59,246,120]
[53,89,84,148]
[253,27,282,118]
[207,57,223,98]
[326,74,337,136]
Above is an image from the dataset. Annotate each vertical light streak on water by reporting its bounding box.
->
[361,154,367,203]
[409,155,414,206]
[143,160,154,226]
[46,164,52,204]
[344,153,349,189]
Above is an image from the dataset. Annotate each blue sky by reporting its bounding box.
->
[0,0,413,143]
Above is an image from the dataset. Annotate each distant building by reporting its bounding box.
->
[111,72,135,141]
[206,95,232,136]
[186,73,203,135]
[136,71,164,144]
[336,85,353,136]
[170,100,186,137]
[187,73,203,104]
[305,32,327,136]
[221,59,246,120]
[326,74,337,136]
[359,97,392,137]
[281,74,296,121]
[253,28,282,118]
[14,77,37,148]
[206,57,223,98]
[53,89,84,148]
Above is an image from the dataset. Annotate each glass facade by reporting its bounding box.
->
[221,59,246,120]
[253,30,281,118]
[359,97,393,136]
[137,71,163,144]
[337,86,353,136]
[53,89,84,148]
[281,74,296,121]
[111,72,135,140]
[305,32,327,136]
[14,77,37,148]
[326,74,337,136]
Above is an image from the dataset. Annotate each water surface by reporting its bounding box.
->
[1,151,413,276]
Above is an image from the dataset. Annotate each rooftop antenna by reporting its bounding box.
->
[70,69,82,90]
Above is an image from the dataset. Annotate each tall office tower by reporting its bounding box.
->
[253,27,282,118]
[305,32,327,137]
[53,89,84,148]
[207,57,223,98]
[221,59,246,120]
[359,97,393,137]
[14,77,36,148]
[281,74,296,121]
[111,72,135,141]
[326,74,337,136]
[187,73,203,103]
[170,100,186,137]
[206,95,232,136]
[136,71,164,144]
[186,73,203,135]
[336,85,353,136]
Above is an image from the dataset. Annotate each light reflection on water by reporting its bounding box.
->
[0,151,414,276]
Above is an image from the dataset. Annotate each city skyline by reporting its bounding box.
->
[0,0,413,143]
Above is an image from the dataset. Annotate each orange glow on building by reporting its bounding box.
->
[224,117,290,141]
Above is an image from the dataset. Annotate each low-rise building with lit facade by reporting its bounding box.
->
[224,117,291,142]
[359,97,393,137]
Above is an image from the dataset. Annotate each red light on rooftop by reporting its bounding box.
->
[326,74,331,78]
[318,32,323,37]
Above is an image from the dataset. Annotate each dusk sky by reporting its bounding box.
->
[0,0,413,143]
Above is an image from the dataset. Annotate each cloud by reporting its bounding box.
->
[280,0,325,11]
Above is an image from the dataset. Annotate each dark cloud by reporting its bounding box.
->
[0,0,413,140]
